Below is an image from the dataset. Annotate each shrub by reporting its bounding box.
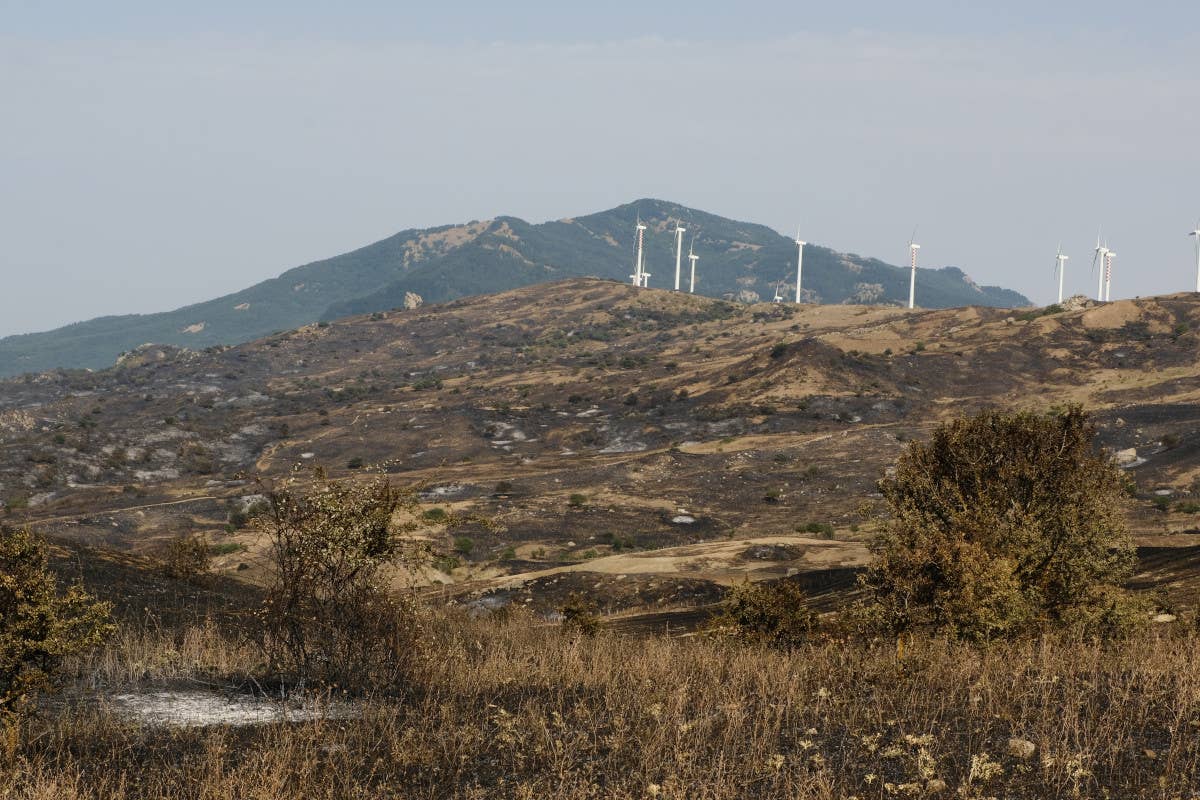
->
[0,527,113,724]
[560,593,601,637]
[453,536,474,556]
[346,457,365,470]
[162,533,211,583]
[422,507,449,523]
[797,522,834,537]
[567,493,587,508]
[713,579,815,648]
[861,406,1140,641]
[257,472,426,692]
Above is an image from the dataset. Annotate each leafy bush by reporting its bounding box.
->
[861,406,1140,640]
[797,522,834,537]
[567,493,587,508]
[0,527,113,724]
[713,579,815,648]
[453,536,474,556]
[257,472,426,692]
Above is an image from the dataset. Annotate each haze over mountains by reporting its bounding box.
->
[0,199,1029,377]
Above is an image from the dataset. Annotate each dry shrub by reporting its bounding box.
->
[559,592,601,637]
[161,533,211,583]
[862,405,1142,640]
[0,527,113,725]
[256,470,426,692]
[712,579,816,647]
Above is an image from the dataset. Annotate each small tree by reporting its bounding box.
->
[862,406,1139,640]
[0,527,113,724]
[257,471,426,692]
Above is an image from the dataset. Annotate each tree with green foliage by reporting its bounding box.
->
[861,406,1140,640]
[0,527,113,724]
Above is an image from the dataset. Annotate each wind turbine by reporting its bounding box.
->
[907,229,921,310]
[631,216,647,287]
[794,227,806,303]
[672,221,687,291]
[688,234,699,293]
[1190,221,1200,293]
[1053,246,1069,305]
[772,278,786,303]
[1104,248,1116,301]
[1091,232,1109,301]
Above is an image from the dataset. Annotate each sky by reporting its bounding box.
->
[2,1,1199,336]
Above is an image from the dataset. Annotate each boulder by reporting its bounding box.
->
[1007,737,1036,759]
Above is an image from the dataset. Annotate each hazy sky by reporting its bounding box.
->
[3,2,1199,336]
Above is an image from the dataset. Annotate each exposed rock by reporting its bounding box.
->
[925,778,948,793]
[1152,613,1177,624]
[1114,448,1139,466]
[1007,737,1036,759]
[403,292,423,310]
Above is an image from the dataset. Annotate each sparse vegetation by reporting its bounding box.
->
[256,472,425,692]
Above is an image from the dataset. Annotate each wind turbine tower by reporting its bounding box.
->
[688,235,698,294]
[1190,222,1200,293]
[1092,235,1109,301]
[1054,247,1069,305]
[673,222,687,291]
[794,228,806,303]
[631,217,647,287]
[907,239,921,310]
[1104,249,1116,302]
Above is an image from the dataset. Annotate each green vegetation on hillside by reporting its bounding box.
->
[0,199,1029,376]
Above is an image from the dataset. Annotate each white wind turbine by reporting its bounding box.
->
[1054,246,1069,305]
[631,216,647,287]
[772,278,786,303]
[1104,247,1116,301]
[907,229,921,310]
[672,221,687,291]
[1091,232,1109,301]
[688,235,699,294]
[794,226,806,303]
[1189,220,1200,293]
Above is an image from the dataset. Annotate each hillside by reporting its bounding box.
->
[0,200,1028,376]
[4,279,1199,627]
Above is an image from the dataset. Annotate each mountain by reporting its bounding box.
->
[0,199,1029,376]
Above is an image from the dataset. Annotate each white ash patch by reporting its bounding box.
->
[599,438,648,454]
[109,690,355,728]
[134,467,181,482]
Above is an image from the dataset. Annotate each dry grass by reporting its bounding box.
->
[5,612,1200,798]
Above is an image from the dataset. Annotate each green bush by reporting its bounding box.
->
[453,537,474,556]
[0,527,113,724]
[861,406,1140,641]
[422,507,449,523]
[567,493,587,508]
